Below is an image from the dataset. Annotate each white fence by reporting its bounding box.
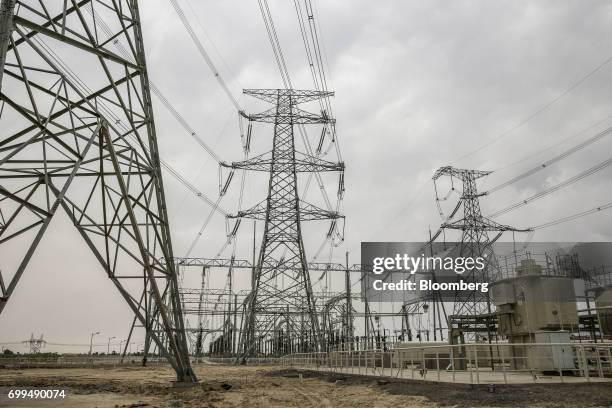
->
[280,342,612,384]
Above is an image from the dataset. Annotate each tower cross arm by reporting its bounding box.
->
[243,106,334,125]
[433,166,492,181]
[442,216,532,232]
[298,201,344,221]
[220,153,343,172]
[243,88,334,104]
[226,200,343,221]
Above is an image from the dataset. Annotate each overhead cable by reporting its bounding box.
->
[452,54,612,164]
[168,0,242,111]
[487,124,612,194]
[489,156,612,218]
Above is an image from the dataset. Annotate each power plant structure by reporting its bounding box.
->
[491,257,579,371]
[163,169,612,376]
[1,0,612,388]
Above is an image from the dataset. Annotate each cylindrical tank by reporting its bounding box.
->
[492,260,578,336]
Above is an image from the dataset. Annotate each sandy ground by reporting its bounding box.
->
[0,364,610,408]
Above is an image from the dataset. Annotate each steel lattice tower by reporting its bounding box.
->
[433,167,527,317]
[226,89,343,358]
[0,0,196,382]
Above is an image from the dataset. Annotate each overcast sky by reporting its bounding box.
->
[2,0,612,353]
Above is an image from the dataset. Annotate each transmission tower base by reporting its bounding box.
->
[172,379,199,388]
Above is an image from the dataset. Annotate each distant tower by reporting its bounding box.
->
[227,89,344,358]
[433,167,528,317]
[23,334,46,354]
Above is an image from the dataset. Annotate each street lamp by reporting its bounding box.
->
[119,339,125,355]
[107,336,116,354]
[89,331,100,355]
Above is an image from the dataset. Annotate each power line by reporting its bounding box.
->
[168,0,242,111]
[494,112,612,172]
[160,160,228,216]
[294,0,342,162]
[532,201,612,230]
[150,1,257,251]
[184,0,242,87]
[373,179,430,237]
[296,0,345,220]
[150,84,222,163]
[259,0,291,88]
[184,196,224,258]
[489,155,612,218]
[452,53,612,164]
[486,124,612,194]
[87,6,223,164]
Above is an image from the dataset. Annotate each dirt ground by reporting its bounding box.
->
[0,364,611,408]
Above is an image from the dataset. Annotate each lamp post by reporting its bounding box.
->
[89,331,100,355]
[107,336,115,354]
[119,339,125,355]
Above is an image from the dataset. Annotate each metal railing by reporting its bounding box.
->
[281,342,612,384]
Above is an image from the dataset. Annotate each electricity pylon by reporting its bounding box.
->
[23,333,45,354]
[225,89,344,359]
[432,167,529,317]
[0,0,196,383]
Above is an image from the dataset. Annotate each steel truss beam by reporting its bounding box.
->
[0,0,196,383]
[173,256,363,272]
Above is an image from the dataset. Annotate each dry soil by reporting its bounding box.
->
[0,363,610,407]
